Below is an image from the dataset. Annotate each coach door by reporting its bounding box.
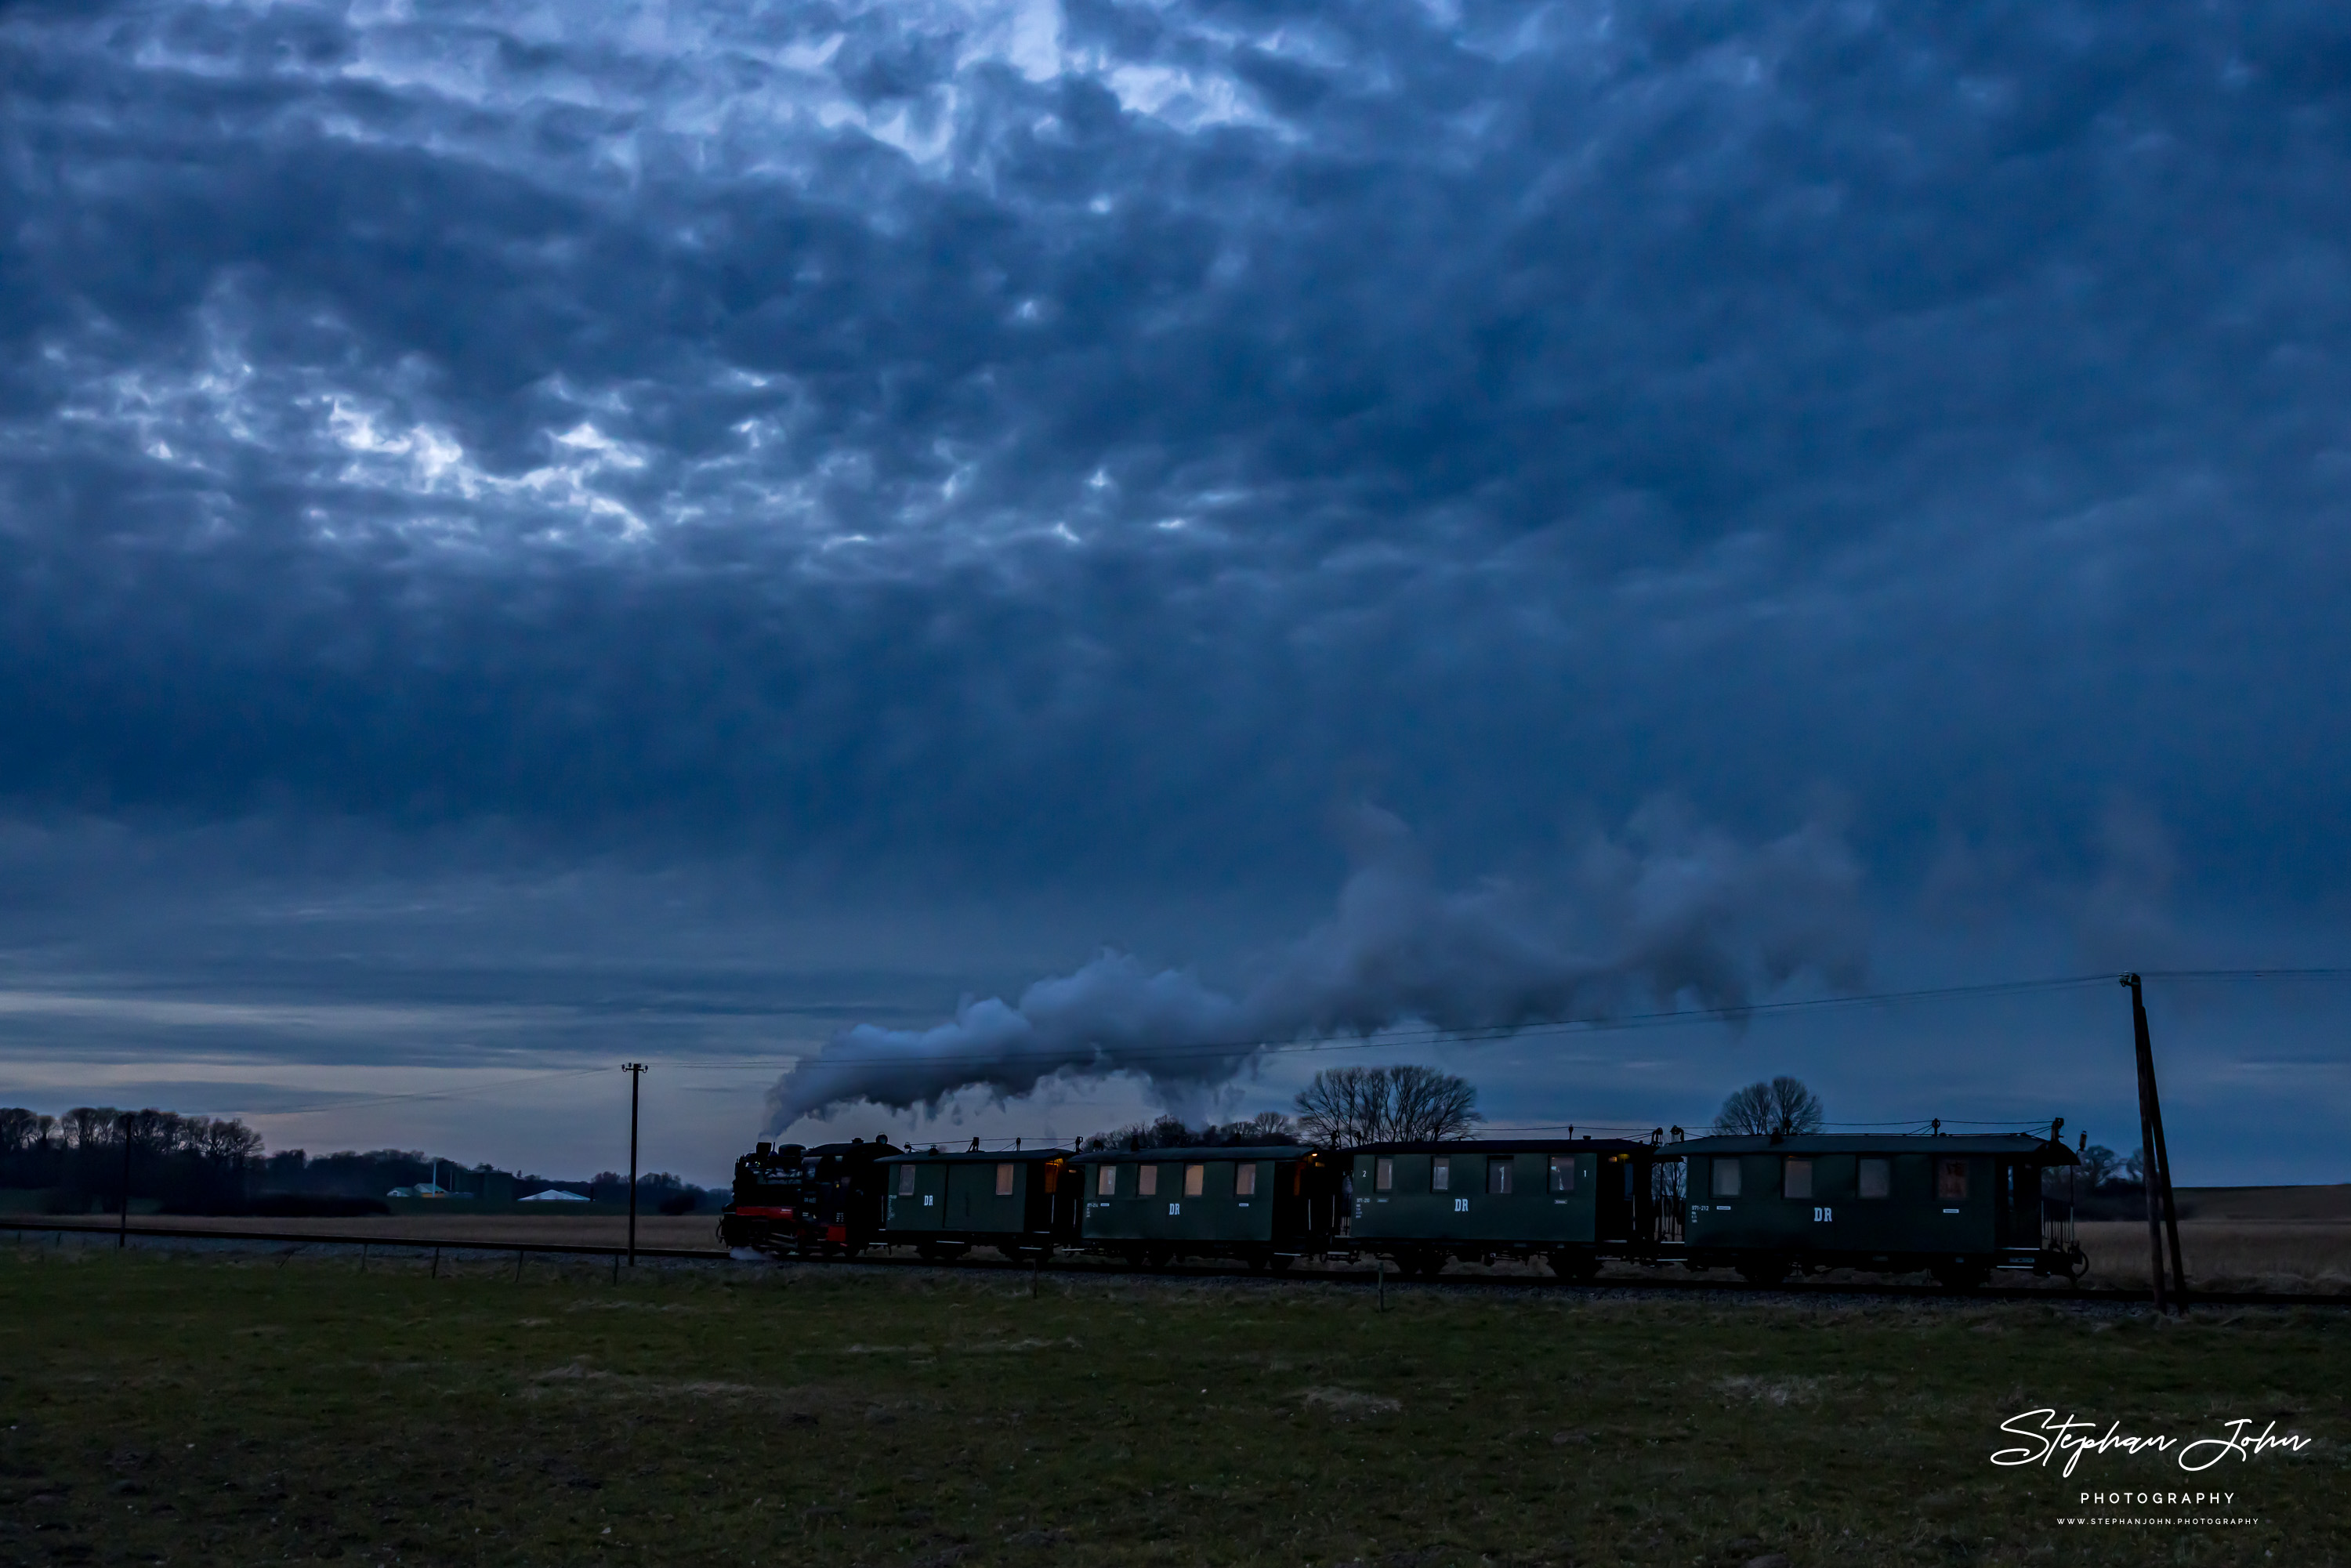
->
[1595,1152,1636,1242]
[1994,1158,2039,1248]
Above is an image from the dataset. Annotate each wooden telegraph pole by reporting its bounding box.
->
[2121,974,2187,1312]
[117,1113,133,1251]
[622,1063,648,1268]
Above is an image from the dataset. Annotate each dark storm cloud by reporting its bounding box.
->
[1,0,2349,1135]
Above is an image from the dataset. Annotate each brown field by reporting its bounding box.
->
[2172,1183,2351,1222]
[7,1211,727,1250]
[2068,1184,2351,1294]
[2078,1221,2351,1295]
[13,1183,2351,1293]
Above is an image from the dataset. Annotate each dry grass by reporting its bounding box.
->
[2079,1220,2351,1295]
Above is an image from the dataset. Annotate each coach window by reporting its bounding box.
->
[1139,1164,1159,1197]
[1235,1162,1257,1197]
[1096,1164,1118,1197]
[1487,1157,1512,1195]
[1431,1156,1451,1193]
[1375,1157,1394,1193]
[1185,1164,1206,1198]
[897,1164,916,1197]
[1549,1156,1575,1193]
[1858,1157,1891,1199]
[1938,1159,1969,1201]
[1711,1158,1741,1199]
[1783,1158,1813,1200]
[996,1163,1016,1197]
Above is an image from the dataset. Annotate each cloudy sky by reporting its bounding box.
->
[2,0,2346,1185]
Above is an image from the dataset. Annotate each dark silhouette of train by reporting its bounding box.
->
[719,1126,2086,1290]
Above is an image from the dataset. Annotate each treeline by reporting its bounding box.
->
[0,1106,722,1215]
[1076,1112,1302,1151]
[0,1106,262,1215]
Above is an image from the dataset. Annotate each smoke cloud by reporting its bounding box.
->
[765,806,1866,1132]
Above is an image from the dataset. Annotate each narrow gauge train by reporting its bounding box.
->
[878,1146,1077,1262]
[718,1128,2085,1289]
[1345,1138,1673,1280]
[1068,1144,1347,1269]
[1679,1131,2087,1288]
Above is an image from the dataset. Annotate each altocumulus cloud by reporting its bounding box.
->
[1,0,2349,1149]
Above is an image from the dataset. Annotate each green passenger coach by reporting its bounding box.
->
[877,1147,1078,1261]
[1677,1132,2083,1288]
[1346,1139,1672,1279]
[1070,1145,1344,1269]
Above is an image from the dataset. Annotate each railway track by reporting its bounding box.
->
[9,1215,2347,1308]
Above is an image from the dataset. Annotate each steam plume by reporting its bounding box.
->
[765,804,1864,1132]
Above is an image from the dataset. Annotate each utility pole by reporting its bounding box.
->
[117,1113,133,1251]
[622,1063,648,1268]
[2121,974,2187,1312]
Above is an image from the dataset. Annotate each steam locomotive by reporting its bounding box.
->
[718,1127,2087,1289]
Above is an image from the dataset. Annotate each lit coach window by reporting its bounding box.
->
[1139,1164,1159,1197]
[1235,1163,1257,1197]
[1097,1164,1118,1197]
[897,1164,916,1197]
[1938,1160,1969,1201]
[1548,1156,1574,1193]
[1375,1157,1394,1192]
[996,1163,1016,1197]
[1487,1157,1512,1195]
[1184,1164,1205,1197]
[1431,1157,1451,1193]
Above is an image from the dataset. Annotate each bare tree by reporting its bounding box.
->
[63,1106,116,1151]
[1293,1066,1390,1146]
[1712,1076,1825,1136]
[1231,1110,1298,1144]
[0,1108,50,1155]
[1294,1065,1482,1146]
[1385,1065,1482,1141]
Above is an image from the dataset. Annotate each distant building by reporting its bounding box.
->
[520,1189,589,1203]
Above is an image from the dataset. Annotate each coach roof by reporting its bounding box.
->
[1066,1145,1321,1164]
[1677,1132,2076,1161]
[877,1146,1073,1164]
[1348,1138,1655,1156]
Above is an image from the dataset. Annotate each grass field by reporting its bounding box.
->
[2,1246,2344,1567]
